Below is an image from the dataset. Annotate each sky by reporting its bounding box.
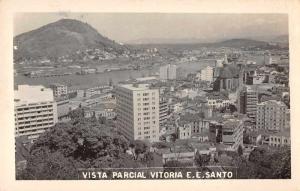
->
[14,13,288,43]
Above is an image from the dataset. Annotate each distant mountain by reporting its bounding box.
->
[126,37,218,44]
[214,38,269,48]
[14,19,128,60]
[271,35,289,43]
[127,38,274,49]
[243,34,289,44]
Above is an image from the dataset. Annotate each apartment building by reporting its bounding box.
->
[200,66,214,82]
[267,129,290,147]
[238,85,258,118]
[14,85,58,140]
[178,123,192,140]
[50,83,68,97]
[115,83,160,142]
[256,100,290,130]
[222,119,244,151]
[159,64,177,80]
[206,93,231,109]
[159,97,169,125]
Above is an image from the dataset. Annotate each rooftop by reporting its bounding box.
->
[270,128,290,137]
[14,85,54,104]
[257,100,287,107]
[219,65,240,79]
[118,83,155,91]
[180,112,205,122]
[223,119,242,129]
[50,83,66,87]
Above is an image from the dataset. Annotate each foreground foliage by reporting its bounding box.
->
[17,116,141,180]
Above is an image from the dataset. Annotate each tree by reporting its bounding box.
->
[68,107,85,121]
[228,104,237,113]
[109,78,113,86]
[195,153,210,167]
[130,140,148,156]
[243,133,251,144]
[247,147,291,179]
[98,116,106,124]
[17,119,142,180]
[237,145,243,156]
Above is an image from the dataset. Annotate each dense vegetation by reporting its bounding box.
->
[17,109,147,180]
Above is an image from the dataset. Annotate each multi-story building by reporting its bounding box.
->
[206,93,231,109]
[179,113,210,134]
[178,123,192,140]
[50,83,68,97]
[208,115,244,151]
[253,74,266,85]
[238,85,258,118]
[222,119,244,151]
[115,83,160,142]
[159,64,177,80]
[256,100,290,130]
[84,103,116,120]
[266,129,290,147]
[159,97,169,125]
[208,120,223,144]
[14,85,58,140]
[200,66,214,82]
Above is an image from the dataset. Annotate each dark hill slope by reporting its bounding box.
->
[14,19,127,60]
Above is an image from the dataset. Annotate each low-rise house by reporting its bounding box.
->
[162,151,195,165]
[178,123,192,140]
[191,131,210,142]
[253,74,266,85]
[206,93,231,109]
[84,103,116,120]
[179,113,210,135]
[50,83,68,97]
[262,129,290,147]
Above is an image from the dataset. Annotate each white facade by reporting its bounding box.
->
[222,119,243,151]
[256,100,290,130]
[159,97,169,125]
[50,83,68,97]
[178,124,192,139]
[115,84,160,142]
[253,74,265,85]
[200,66,214,82]
[159,64,177,80]
[215,59,224,68]
[206,98,231,109]
[268,131,290,147]
[14,85,58,140]
[245,86,258,118]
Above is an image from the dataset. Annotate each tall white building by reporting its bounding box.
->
[200,66,214,82]
[115,83,160,142]
[159,64,177,80]
[14,85,58,140]
[256,100,290,130]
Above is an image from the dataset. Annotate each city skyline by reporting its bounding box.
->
[13,12,291,180]
[14,13,288,44]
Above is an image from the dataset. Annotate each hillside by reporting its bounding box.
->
[14,19,128,60]
[214,38,269,48]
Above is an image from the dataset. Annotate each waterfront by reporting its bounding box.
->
[14,60,215,88]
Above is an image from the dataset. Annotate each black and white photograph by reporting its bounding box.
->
[12,12,292,180]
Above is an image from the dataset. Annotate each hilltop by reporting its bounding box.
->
[14,19,128,61]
